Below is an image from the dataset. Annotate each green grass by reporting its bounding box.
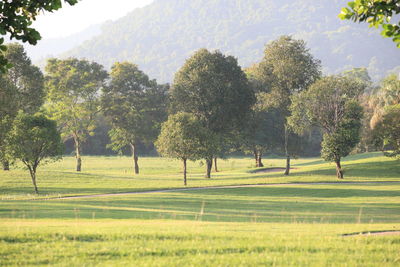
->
[0,153,399,266]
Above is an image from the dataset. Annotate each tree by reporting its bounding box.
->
[0,0,78,72]
[0,43,44,170]
[339,0,400,47]
[290,76,365,179]
[102,62,167,174]
[0,74,18,170]
[45,58,108,172]
[7,113,63,194]
[171,49,255,178]
[372,104,400,159]
[257,36,321,175]
[156,113,217,185]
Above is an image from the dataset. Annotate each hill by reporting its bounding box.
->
[61,0,400,83]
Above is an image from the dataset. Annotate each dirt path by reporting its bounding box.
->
[43,181,400,200]
[343,230,400,237]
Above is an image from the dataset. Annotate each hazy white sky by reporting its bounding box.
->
[33,0,154,39]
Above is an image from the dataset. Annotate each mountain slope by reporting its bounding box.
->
[63,0,400,82]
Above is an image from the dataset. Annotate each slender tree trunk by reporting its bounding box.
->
[214,157,218,172]
[257,153,264,168]
[183,158,187,186]
[284,126,290,176]
[284,155,290,175]
[130,143,139,174]
[74,138,82,172]
[28,166,38,194]
[335,158,344,179]
[205,158,212,178]
[2,160,9,171]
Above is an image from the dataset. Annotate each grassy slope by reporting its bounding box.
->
[0,153,399,266]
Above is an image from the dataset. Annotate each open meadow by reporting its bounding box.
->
[0,153,399,266]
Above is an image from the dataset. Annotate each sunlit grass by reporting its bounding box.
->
[0,153,399,266]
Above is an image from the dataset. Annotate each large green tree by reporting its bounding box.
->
[102,62,168,174]
[0,43,44,170]
[290,76,365,179]
[256,36,321,175]
[339,0,400,47]
[7,113,63,194]
[156,112,217,185]
[171,49,255,178]
[0,0,77,72]
[45,58,108,172]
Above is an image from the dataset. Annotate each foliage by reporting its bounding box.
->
[102,62,168,174]
[372,104,400,158]
[6,112,63,193]
[4,43,45,113]
[339,0,400,47]
[156,113,218,161]
[45,58,108,171]
[290,76,365,178]
[0,43,44,169]
[320,101,364,162]
[0,74,18,166]
[0,0,77,72]
[171,48,254,177]
[256,35,321,174]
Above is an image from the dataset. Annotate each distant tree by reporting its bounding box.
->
[372,104,400,159]
[290,76,365,179]
[373,104,400,158]
[45,58,108,172]
[156,113,217,185]
[171,49,255,178]
[7,113,63,194]
[0,43,44,170]
[339,1,400,47]
[0,75,18,170]
[0,0,78,72]
[257,36,321,175]
[102,62,168,174]
[4,43,45,113]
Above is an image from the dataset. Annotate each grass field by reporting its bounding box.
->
[0,153,399,266]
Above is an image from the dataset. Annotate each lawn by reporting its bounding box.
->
[0,153,399,266]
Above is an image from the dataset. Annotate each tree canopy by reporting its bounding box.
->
[0,0,78,72]
[102,62,168,174]
[171,48,255,177]
[156,112,218,185]
[45,58,108,172]
[290,76,365,178]
[339,0,400,47]
[7,113,63,193]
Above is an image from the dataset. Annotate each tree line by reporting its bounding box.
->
[1,36,399,192]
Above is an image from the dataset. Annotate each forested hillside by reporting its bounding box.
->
[62,0,400,82]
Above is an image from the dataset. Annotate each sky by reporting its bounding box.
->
[32,0,154,39]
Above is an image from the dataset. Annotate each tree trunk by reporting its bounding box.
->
[284,155,291,175]
[335,159,344,179]
[284,126,290,176]
[257,153,264,168]
[183,158,187,186]
[2,160,9,171]
[254,150,258,167]
[74,137,82,172]
[28,167,39,194]
[205,158,212,178]
[130,143,139,174]
[214,157,218,172]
